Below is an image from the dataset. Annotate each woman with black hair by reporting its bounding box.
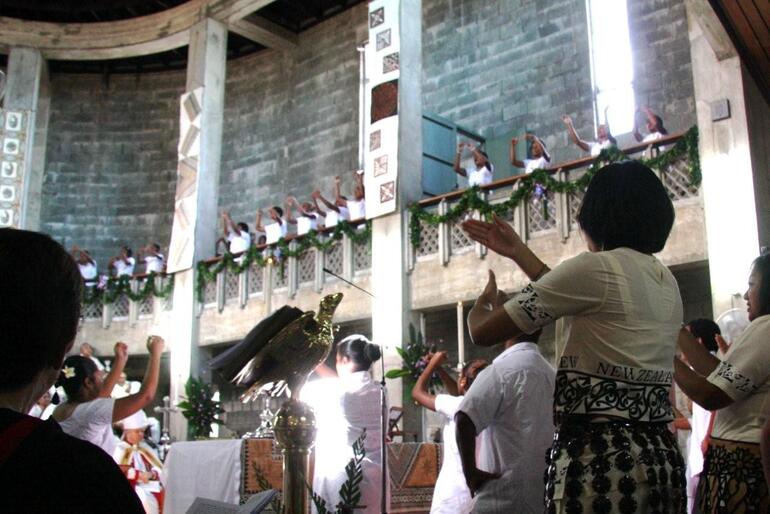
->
[633,106,669,143]
[53,336,164,456]
[675,255,770,512]
[462,161,686,513]
[510,133,551,174]
[454,142,495,187]
[562,115,617,157]
[304,335,386,513]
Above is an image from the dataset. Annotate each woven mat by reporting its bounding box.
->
[388,442,441,514]
[240,438,284,504]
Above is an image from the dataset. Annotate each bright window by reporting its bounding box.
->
[586,0,635,134]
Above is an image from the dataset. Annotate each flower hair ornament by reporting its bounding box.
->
[62,366,76,379]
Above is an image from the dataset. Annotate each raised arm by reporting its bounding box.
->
[316,189,340,213]
[632,108,644,142]
[453,142,468,177]
[436,366,459,396]
[222,212,232,236]
[562,115,591,152]
[467,270,524,347]
[99,342,128,397]
[334,176,349,208]
[411,351,449,411]
[678,327,721,377]
[509,137,525,168]
[285,197,298,225]
[254,209,265,233]
[112,336,164,422]
[352,170,365,201]
[310,191,327,216]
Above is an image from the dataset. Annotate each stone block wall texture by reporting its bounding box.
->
[422,0,696,163]
[42,71,185,266]
[40,0,696,266]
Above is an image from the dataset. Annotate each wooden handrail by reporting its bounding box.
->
[416,131,686,207]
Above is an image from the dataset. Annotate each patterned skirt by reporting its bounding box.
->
[544,418,686,514]
[697,437,769,513]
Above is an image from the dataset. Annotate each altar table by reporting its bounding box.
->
[162,439,441,514]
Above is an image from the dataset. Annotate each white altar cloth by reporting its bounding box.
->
[162,439,243,514]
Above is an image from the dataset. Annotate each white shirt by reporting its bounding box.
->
[643,131,664,142]
[324,206,350,228]
[459,343,555,513]
[29,403,55,420]
[707,314,770,443]
[265,221,287,245]
[144,254,164,273]
[113,257,136,277]
[59,397,118,456]
[589,139,614,157]
[522,157,548,174]
[227,231,251,255]
[303,372,385,514]
[467,164,494,187]
[347,199,366,220]
[79,262,98,281]
[297,214,319,236]
[432,394,472,514]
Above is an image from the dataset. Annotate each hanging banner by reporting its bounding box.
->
[364,0,400,219]
[166,87,203,273]
[0,110,29,228]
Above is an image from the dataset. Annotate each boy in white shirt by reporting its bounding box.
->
[313,172,365,227]
[138,243,164,274]
[453,142,495,187]
[412,351,488,514]
[255,206,288,245]
[285,196,323,236]
[220,211,252,262]
[510,133,551,174]
[109,246,135,277]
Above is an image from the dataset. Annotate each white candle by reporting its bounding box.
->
[457,301,465,367]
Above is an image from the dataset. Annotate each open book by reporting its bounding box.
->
[185,489,277,514]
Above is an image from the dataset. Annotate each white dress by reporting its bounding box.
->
[58,397,119,456]
[431,394,472,514]
[304,372,386,513]
[467,165,494,187]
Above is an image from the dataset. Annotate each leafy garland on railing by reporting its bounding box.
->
[196,220,372,302]
[81,272,174,306]
[408,126,701,248]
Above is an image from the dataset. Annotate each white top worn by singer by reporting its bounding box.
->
[58,397,120,456]
[459,343,555,514]
[431,394,473,514]
[302,371,387,514]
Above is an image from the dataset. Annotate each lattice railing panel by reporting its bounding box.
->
[527,190,557,233]
[353,239,371,272]
[416,223,439,257]
[139,295,154,316]
[204,276,218,305]
[273,264,288,289]
[450,221,473,253]
[325,242,344,277]
[569,190,584,226]
[112,295,129,318]
[225,271,240,300]
[662,160,699,200]
[83,301,102,320]
[248,262,263,295]
[299,251,316,283]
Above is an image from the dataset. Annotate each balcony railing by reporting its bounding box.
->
[81,273,174,327]
[197,220,371,313]
[407,128,701,269]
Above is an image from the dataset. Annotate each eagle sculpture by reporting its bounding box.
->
[210,293,343,401]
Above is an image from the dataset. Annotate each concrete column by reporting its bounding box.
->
[685,0,761,319]
[167,18,227,441]
[369,0,422,415]
[1,47,50,230]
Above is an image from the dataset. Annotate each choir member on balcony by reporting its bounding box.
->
[0,228,143,513]
[509,133,551,174]
[411,351,487,514]
[285,196,323,236]
[312,172,366,227]
[54,336,164,457]
[303,335,386,514]
[453,142,494,187]
[219,211,252,263]
[455,325,554,514]
[562,114,617,157]
[71,244,98,284]
[462,161,685,513]
[137,243,165,274]
[109,246,136,277]
[255,205,288,245]
[675,254,770,513]
[633,106,668,143]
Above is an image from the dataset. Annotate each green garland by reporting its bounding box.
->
[409,126,701,248]
[82,272,174,306]
[196,220,372,302]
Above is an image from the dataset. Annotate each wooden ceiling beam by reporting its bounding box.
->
[228,17,297,51]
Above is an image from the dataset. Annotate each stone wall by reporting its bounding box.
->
[42,71,185,266]
[422,0,696,164]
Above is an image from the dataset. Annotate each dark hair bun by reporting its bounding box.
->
[364,342,382,363]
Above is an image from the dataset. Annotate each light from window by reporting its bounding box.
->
[586,0,635,134]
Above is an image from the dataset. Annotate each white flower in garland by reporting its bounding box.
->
[62,366,76,379]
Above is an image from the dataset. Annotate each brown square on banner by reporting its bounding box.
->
[383,52,399,73]
[376,29,391,51]
[370,130,381,151]
[380,181,395,203]
[371,79,398,124]
[374,155,388,177]
[369,7,384,28]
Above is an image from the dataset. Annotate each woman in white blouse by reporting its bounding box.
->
[462,161,685,513]
[675,254,770,512]
[510,133,551,174]
[304,335,386,514]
